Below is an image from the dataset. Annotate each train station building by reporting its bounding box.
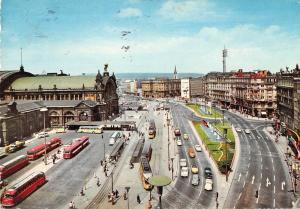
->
[0,64,119,146]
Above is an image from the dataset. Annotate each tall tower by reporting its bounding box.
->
[20,47,24,72]
[222,46,228,73]
[174,65,178,79]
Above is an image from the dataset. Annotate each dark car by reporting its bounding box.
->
[204,167,213,179]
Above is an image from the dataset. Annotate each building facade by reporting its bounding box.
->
[141,79,181,98]
[190,77,206,98]
[1,64,119,117]
[276,65,300,134]
[181,78,190,99]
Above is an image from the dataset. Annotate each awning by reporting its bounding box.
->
[261,112,267,115]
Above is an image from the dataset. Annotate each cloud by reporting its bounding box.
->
[158,0,215,21]
[118,8,142,18]
[3,24,300,74]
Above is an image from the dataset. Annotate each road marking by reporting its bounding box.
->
[252,176,255,184]
[259,183,261,191]
[273,175,275,182]
[282,181,286,190]
[266,177,271,187]
[274,185,276,194]
[261,173,262,178]
[243,181,246,187]
[273,199,275,207]
[238,192,242,200]
[246,170,249,177]
[238,173,241,182]
[256,196,259,203]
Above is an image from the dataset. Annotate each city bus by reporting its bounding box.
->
[139,156,153,191]
[148,120,156,139]
[0,155,29,180]
[77,126,103,134]
[63,136,89,159]
[141,141,152,161]
[0,172,46,207]
[27,137,62,160]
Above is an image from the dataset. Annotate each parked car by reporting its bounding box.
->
[181,167,189,177]
[191,174,199,186]
[183,134,189,140]
[235,127,242,132]
[204,167,213,179]
[195,145,202,152]
[180,159,187,167]
[245,129,251,134]
[204,179,213,191]
[177,139,182,146]
[191,165,199,174]
[174,128,181,136]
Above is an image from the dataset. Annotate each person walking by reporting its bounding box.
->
[115,189,119,198]
[216,192,218,201]
[137,194,141,204]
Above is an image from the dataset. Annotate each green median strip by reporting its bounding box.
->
[187,104,223,118]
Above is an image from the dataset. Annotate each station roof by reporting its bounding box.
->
[10,75,96,90]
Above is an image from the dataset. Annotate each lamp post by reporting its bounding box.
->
[167,112,170,170]
[125,186,130,209]
[103,134,106,161]
[223,127,228,182]
[40,107,48,165]
[171,157,174,180]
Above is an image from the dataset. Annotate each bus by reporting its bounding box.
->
[109,131,121,146]
[148,120,156,139]
[0,155,29,180]
[63,136,89,159]
[27,137,62,160]
[77,126,103,134]
[0,172,46,207]
[139,156,153,191]
[141,141,152,161]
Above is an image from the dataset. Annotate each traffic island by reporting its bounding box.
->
[192,121,235,174]
[186,103,223,119]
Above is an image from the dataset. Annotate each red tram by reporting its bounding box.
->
[63,136,89,159]
[0,155,29,180]
[0,172,46,207]
[27,137,62,160]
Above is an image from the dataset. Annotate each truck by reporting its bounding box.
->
[5,141,25,153]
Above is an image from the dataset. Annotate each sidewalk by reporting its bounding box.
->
[227,108,272,122]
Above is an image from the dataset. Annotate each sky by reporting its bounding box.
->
[1,0,300,75]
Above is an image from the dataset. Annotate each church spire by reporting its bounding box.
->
[95,69,102,83]
[174,65,177,79]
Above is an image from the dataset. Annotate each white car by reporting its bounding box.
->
[179,159,187,167]
[191,174,199,186]
[177,139,182,146]
[245,129,251,134]
[204,179,213,191]
[38,132,49,138]
[195,145,202,152]
[236,127,242,132]
[181,166,189,177]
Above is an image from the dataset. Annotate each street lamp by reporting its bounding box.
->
[125,186,130,209]
[171,157,174,180]
[223,127,228,182]
[40,107,48,165]
[167,112,170,170]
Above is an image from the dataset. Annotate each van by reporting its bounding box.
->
[188,147,195,158]
[109,131,121,145]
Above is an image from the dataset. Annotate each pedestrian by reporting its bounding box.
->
[216,201,219,209]
[137,194,141,204]
[100,160,103,166]
[115,189,119,198]
[216,192,218,201]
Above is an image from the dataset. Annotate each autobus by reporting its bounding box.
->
[0,155,29,180]
[109,131,121,146]
[27,137,62,160]
[148,120,156,139]
[77,126,103,134]
[139,156,153,191]
[0,172,46,207]
[63,136,89,159]
[141,141,152,161]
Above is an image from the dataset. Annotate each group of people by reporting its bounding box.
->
[68,201,75,209]
[108,189,120,203]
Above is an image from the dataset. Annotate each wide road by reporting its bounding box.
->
[223,110,293,209]
[9,131,116,209]
[162,103,215,209]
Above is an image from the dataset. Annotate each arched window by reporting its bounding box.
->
[50,111,59,126]
[64,111,75,123]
